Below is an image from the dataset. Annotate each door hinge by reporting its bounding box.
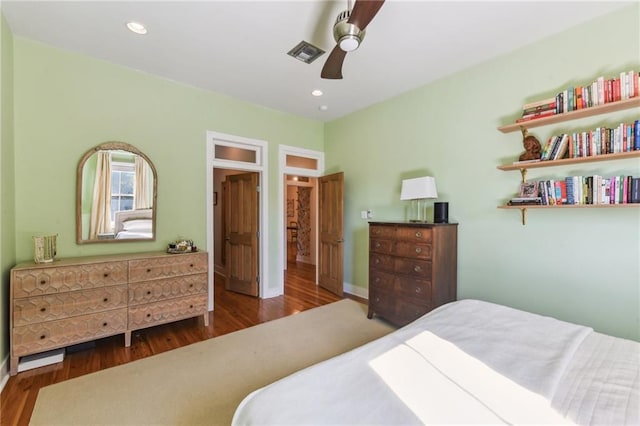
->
[256,185,261,192]
[256,231,260,239]
[256,275,260,284]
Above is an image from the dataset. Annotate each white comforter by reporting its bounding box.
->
[232,299,639,425]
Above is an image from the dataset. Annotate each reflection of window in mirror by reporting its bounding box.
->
[111,158,135,220]
[80,150,154,240]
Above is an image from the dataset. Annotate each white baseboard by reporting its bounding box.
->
[0,354,9,394]
[344,281,368,300]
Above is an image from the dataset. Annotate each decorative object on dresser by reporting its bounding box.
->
[32,234,57,263]
[400,176,438,223]
[433,202,449,224]
[368,222,457,326]
[9,251,208,376]
[497,71,640,225]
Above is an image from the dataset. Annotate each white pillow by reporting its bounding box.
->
[122,219,151,232]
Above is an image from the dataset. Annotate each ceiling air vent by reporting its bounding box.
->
[287,41,325,64]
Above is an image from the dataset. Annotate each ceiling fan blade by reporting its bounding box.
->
[321,45,347,79]
[348,0,385,31]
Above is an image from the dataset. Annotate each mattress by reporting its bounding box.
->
[232,299,639,425]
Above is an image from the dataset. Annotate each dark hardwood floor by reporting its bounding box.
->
[1,262,350,426]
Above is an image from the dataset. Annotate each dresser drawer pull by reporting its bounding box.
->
[375,258,380,265]
[103,273,109,278]
[40,279,47,285]
[146,313,151,318]
[40,334,46,340]
[103,297,109,303]
[190,264,194,268]
[415,287,422,294]
[415,247,422,254]
[374,242,381,248]
[40,307,46,312]
[415,231,422,238]
[190,304,194,309]
[374,277,380,283]
[146,268,152,273]
[102,322,108,327]
[414,266,422,273]
[189,284,194,288]
[146,291,152,295]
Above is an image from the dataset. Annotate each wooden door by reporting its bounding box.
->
[224,172,259,296]
[318,172,344,296]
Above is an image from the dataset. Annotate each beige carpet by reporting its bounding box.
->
[31,299,394,425]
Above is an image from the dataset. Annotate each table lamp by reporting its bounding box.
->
[400,176,438,222]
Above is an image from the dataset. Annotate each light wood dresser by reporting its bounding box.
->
[368,222,457,326]
[9,251,208,376]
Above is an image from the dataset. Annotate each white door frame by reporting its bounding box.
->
[277,145,325,295]
[206,131,269,310]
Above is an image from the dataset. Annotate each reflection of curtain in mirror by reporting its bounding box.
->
[89,152,112,239]
[134,156,152,209]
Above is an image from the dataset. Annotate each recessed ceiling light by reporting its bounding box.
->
[319,105,328,111]
[311,89,323,97]
[126,21,147,35]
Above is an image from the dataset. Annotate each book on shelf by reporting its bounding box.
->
[516,109,556,123]
[512,159,541,165]
[520,70,639,119]
[535,175,639,205]
[508,197,542,206]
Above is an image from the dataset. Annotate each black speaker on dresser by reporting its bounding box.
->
[434,202,449,223]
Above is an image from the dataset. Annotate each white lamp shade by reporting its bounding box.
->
[400,176,438,200]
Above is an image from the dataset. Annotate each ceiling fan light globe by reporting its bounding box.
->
[339,36,360,52]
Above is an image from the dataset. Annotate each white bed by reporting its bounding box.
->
[114,208,153,239]
[232,299,639,425]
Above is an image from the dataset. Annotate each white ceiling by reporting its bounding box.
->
[1,1,632,122]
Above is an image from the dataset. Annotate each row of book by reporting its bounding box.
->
[538,119,640,160]
[516,176,640,206]
[516,70,639,123]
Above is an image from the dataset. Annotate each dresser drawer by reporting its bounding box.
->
[370,270,431,301]
[394,258,431,276]
[12,261,128,298]
[369,269,396,292]
[369,288,430,325]
[12,308,127,357]
[370,254,395,272]
[369,225,396,239]
[129,252,208,282]
[129,274,207,306]
[128,294,207,329]
[369,238,394,254]
[394,241,432,260]
[396,227,432,242]
[13,285,127,326]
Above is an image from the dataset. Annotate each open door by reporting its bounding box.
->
[224,172,259,296]
[318,172,344,296]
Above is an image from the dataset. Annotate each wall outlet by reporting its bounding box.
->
[360,210,368,219]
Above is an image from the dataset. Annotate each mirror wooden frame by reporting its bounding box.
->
[76,141,158,244]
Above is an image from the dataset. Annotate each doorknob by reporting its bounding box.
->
[336,238,344,243]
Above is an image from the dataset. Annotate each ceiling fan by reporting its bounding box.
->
[321,0,385,80]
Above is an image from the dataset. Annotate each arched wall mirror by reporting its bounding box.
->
[76,141,157,244]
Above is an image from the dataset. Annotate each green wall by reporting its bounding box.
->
[326,4,640,340]
[12,37,323,260]
[1,13,16,371]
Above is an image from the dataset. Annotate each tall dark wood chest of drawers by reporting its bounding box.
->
[368,222,458,326]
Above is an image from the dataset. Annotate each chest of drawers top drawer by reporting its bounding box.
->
[370,224,433,243]
[11,261,128,299]
[129,252,208,282]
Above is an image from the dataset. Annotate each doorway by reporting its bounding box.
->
[206,131,269,309]
[285,176,317,267]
